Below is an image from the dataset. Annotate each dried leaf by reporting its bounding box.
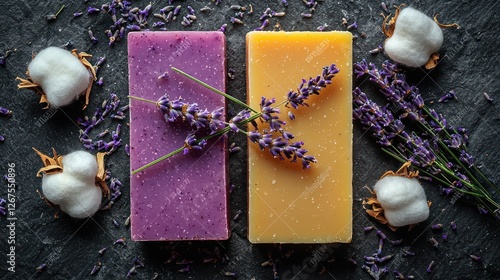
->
[95,152,110,199]
[70,49,97,110]
[381,4,405,38]
[424,53,440,70]
[433,14,460,29]
[380,161,419,179]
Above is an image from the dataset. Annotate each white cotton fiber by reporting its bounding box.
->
[384,7,443,67]
[373,175,429,227]
[62,150,98,181]
[41,150,102,218]
[60,184,102,219]
[28,47,91,107]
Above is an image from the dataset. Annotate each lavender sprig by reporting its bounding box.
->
[353,59,499,217]
[130,64,339,174]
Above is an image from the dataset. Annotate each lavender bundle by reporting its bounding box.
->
[353,59,499,218]
[130,64,339,174]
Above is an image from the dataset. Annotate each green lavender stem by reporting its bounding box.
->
[171,67,258,113]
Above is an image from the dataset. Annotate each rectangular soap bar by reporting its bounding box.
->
[128,31,229,241]
[246,31,353,243]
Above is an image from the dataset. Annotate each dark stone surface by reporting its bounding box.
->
[0,0,498,279]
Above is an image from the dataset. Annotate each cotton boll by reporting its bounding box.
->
[28,47,91,107]
[62,150,98,181]
[373,175,429,227]
[384,7,443,67]
[41,150,103,218]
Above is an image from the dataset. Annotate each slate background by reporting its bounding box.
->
[0,0,499,279]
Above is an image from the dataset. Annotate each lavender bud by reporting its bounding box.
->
[97,77,104,86]
[450,221,457,230]
[442,233,449,242]
[347,22,358,30]
[126,266,136,277]
[219,23,227,33]
[426,260,435,273]
[231,17,243,24]
[431,223,443,230]
[363,226,374,232]
[98,247,107,255]
[125,144,130,156]
[90,263,101,275]
[87,6,100,14]
[402,249,415,257]
[36,264,47,272]
[301,13,313,18]
[483,92,494,102]
[73,12,83,18]
[470,255,481,262]
[134,257,145,268]
[114,237,126,246]
[173,5,181,16]
[376,230,386,240]
[0,107,13,116]
[381,2,389,13]
[429,237,439,248]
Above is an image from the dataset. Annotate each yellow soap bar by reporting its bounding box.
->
[246,31,352,243]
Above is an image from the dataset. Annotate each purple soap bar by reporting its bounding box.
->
[128,31,229,241]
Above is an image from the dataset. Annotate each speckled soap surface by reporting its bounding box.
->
[247,31,353,243]
[128,31,229,241]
